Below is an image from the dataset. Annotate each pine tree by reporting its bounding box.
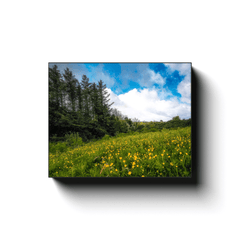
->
[81,75,92,122]
[63,68,78,112]
[49,65,64,137]
[49,65,127,140]
[97,80,114,127]
[49,65,62,109]
[91,82,106,121]
[76,81,83,123]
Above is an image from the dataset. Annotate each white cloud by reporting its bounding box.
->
[88,64,115,88]
[107,88,191,122]
[148,69,165,87]
[165,63,191,103]
[119,64,166,88]
[165,63,191,76]
[177,74,191,103]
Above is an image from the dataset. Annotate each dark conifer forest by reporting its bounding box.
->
[49,65,191,143]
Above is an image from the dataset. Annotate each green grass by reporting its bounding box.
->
[49,126,191,177]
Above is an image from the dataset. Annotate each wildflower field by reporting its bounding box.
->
[49,126,191,177]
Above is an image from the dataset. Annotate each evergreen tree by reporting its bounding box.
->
[49,65,64,137]
[76,82,83,123]
[49,65,62,108]
[63,68,78,112]
[97,79,114,127]
[110,108,127,120]
[90,82,100,120]
[50,64,165,141]
[81,75,92,122]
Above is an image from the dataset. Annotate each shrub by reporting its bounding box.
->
[102,134,111,140]
[116,132,126,138]
[49,142,69,154]
[133,131,140,135]
[65,132,83,148]
[149,128,158,132]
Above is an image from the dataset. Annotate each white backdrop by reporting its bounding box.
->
[1,1,240,239]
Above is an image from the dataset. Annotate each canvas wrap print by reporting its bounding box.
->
[49,63,191,178]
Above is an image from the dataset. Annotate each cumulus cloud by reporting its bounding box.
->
[107,88,191,122]
[165,63,191,76]
[148,69,165,87]
[119,64,166,88]
[177,74,191,103]
[165,63,191,104]
[88,64,116,88]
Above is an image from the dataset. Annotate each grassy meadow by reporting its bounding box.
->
[49,126,191,177]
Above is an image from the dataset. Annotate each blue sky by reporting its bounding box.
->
[49,63,191,121]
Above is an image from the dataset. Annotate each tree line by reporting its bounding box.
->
[49,65,134,141]
[49,65,191,142]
